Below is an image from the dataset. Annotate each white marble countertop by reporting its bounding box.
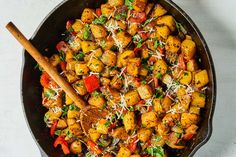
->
[0,0,236,157]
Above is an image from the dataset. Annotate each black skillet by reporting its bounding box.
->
[21,0,216,156]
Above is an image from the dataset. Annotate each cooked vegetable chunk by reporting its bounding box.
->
[110,75,123,89]
[90,24,108,38]
[123,111,136,132]
[101,50,117,66]
[153,59,168,75]
[117,147,132,157]
[191,92,206,108]
[137,84,153,99]
[125,90,140,106]
[137,128,152,142]
[141,111,159,128]
[152,4,167,17]
[165,36,181,53]
[96,119,109,134]
[75,62,89,75]
[179,71,192,85]
[181,37,196,61]
[194,70,209,88]
[155,25,171,41]
[88,128,101,142]
[127,58,141,76]
[111,127,128,140]
[81,8,95,24]
[157,15,176,32]
[116,31,132,48]
[81,41,98,53]
[87,58,104,72]
[73,80,87,96]
[101,3,115,17]
[88,94,106,109]
[181,113,199,128]
[133,0,147,12]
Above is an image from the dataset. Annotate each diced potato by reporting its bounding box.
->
[49,54,60,66]
[137,128,152,142]
[110,75,123,89]
[111,127,128,140]
[66,59,78,71]
[133,0,147,12]
[84,48,103,62]
[123,112,136,132]
[96,119,109,134]
[65,70,78,83]
[70,141,82,154]
[141,111,159,128]
[69,36,82,52]
[137,84,153,99]
[179,71,192,85]
[81,8,95,24]
[162,74,172,85]
[67,118,76,126]
[162,96,172,112]
[151,4,167,17]
[72,19,84,33]
[65,94,73,105]
[189,106,200,115]
[153,59,168,75]
[57,119,67,129]
[81,41,98,53]
[181,37,196,61]
[181,113,199,128]
[65,49,74,62]
[177,86,186,98]
[75,62,89,75]
[100,36,115,50]
[116,31,132,48]
[191,92,206,108]
[101,3,115,18]
[194,70,209,88]
[139,66,148,76]
[141,48,149,59]
[157,15,176,32]
[87,58,104,72]
[187,59,198,72]
[127,58,141,76]
[165,36,181,53]
[73,80,87,95]
[69,123,83,137]
[88,128,101,142]
[101,50,117,66]
[100,77,111,86]
[117,147,131,157]
[67,109,80,119]
[117,50,135,67]
[162,113,180,127]
[185,124,198,135]
[125,90,140,106]
[153,98,164,113]
[145,3,154,15]
[128,23,139,36]
[155,25,171,41]
[90,24,108,38]
[157,123,170,136]
[106,19,127,31]
[88,95,106,109]
[108,0,124,6]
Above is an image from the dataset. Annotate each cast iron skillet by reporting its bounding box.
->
[21,0,216,156]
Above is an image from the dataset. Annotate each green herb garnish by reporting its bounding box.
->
[104,121,111,127]
[55,130,62,136]
[143,17,157,27]
[141,80,147,85]
[83,24,91,40]
[129,106,134,112]
[69,104,78,110]
[34,63,43,71]
[92,15,107,25]
[59,50,65,61]
[100,39,106,48]
[147,146,165,157]
[176,21,183,32]
[115,12,127,20]
[156,72,162,79]
[73,52,85,60]
[125,0,134,10]
[44,89,56,99]
[92,91,101,97]
[62,105,69,117]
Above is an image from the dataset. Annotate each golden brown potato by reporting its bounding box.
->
[117,50,135,67]
[137,128,152,142]
[155,25,171,41]
[96,119,109,134]
[191,92,206,108]
[187,59,198,72]
[130,155,141,157]
[81,8,95,24]
[194,70,209,88]
[127,58,141,76]
[116,31,132,48]
[141,111,159,128]
[157,123,170,136]
[125,90,140,106]
[181,37,196,61]
[162,74,172,85]
[179,71,192,85]
[99,36,115,51]
[87,58,104,72]
[57,119,67,129]
[70,141,82,154]
[69,36,82,52]
[65,70,78,83]
[90,24,108,38]
[65,94,73,105]
[67,118,76,126]
[106,19,127,31]
[133,0,148,12]
[101,50,117,66]
[66,59,78,71]
[88,128,101,142]
[137,84,153,99]
[157,15,176,32]
[181,113,199,128]
[153,98,164,113]
[110,75,123,89]
[75,62,89,75]
[189,106,200,115]
[162,113,180,127]
[81,41,98,53]
[162,96,172,112]
[145,3,154,15]
[100,77,111,86]
[152,4,167,17]
[49,54,60,67]
[65,49,74,62]
[72,19,84,33]
[108,0,124,6]
[69,123,83,137]
[117,147,131,157]
[67,109,80,119]
[101,3,115,17]
[111,127,129,140]
[73,80,87,96]
[128,23,139,36]
[123,111,136,132]
[141,48,149,59]
[165,36,181,53]
[88,94,106,109]
[153,59,168,75]
[139,66,148,76]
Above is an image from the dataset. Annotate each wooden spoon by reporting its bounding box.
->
[6,22,105,134]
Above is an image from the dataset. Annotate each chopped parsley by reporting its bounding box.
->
[55,130,62,136]
[100,39,106,48]
[147,146,165,157]
[175,132,181,138]
[44,112,50,123]
[156,72,162,79]
[200,93,206,98]
[129,106,134,112]
[176,21,184,32]
[154,87,163,98]
[104,121,111,127]
[86,152,96,157]
[62,105,69,117]
[83,24,91,40]
[44,89,56,99]
[115,12,127,20]
[141,80,147,85]
[69,104,78,110]
[154,40,160,49]
[59,50,65,61]
[143,17,157,27]
[125,0,134,10]
[92,15,107,25]
[73,52,85,60]
[92,91,101,97]
[34,63,43,71]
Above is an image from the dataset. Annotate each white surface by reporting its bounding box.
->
[0,0,236,157]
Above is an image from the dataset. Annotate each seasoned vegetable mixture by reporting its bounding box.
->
[39,0,209,156]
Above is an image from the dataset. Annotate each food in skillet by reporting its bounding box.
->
[39,0,209,156]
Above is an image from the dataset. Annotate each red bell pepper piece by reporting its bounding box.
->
[133,77,141,88]
[87,140,103,155]
[56,41,69,53]
[66,20,74,31]
[153,77,159,88]
[96,8,102,17]
[183,133,194,141]
[60,61,67,71]
[50,121,58,137]
[54,136,70,154]
[129,136,138,152]
[149,56,157,63]
[158,47,165,54]
[84,75,100,93]
[138,31,150,41]
[129,11,146,23]
[134,48,142,55]
[40,72,50,88]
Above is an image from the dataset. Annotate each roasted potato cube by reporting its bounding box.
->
[127,58,141,76]
[67,118,76,126]
[189,106,200,115]
[88,94,106,109]
[67,109,80,119]
[155,25,171,41]
[90,24,108,38]
[157,15,176,32]
[81,41,98,53]
[123,111,136,132]
[137,84,153,99]
[69,123,83,137]
[156,123,169,136]
[100,77,111,86]
[153,98,164,113]
[125,90,140,106]
[101,3,115,17]
[110,75,123,89]
[96,119,109,134]
[65,49,74,62]
[152,4,167,17]
[87,58,104,72]
[165,36,181,53]
[57,119,67,129]
[191,92,206,108]
[108,0,124,6]
[187,59,198,72]
[139,66,148,76]
[81,8,95,24]
[181,37,196,61]
[65,94,73,105]
[117,147,131,157]
[70,141,82,154]
[181,113,199,128]
[194,70,209,88]
[72,19,84,33]
[179,71,192,85]
[145,3,154,15]
[73,80,87,95]
[66,59,78,71]
[162,74,172,85]
[101,50,117,66]
[111,127,128,140]
[162,113,180,127]
[106,18,127,30]
[65,70,78,83]
[117,50,135,67]
[153,59,168,75]
[141,48,149,59]
[162,96,172,112]
[88,128,101,142]
[141,111,159,128]
[137,128,152,142]
[133,0,147,12]
[49,54,60,66]
[84,48,103,62]
[128,23,139,36]
[75,62,89,75]
[100,36,115,51]
[69,36,82,52]
[116,31,132,48]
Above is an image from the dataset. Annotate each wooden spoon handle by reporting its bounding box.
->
[6,22,86,109]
